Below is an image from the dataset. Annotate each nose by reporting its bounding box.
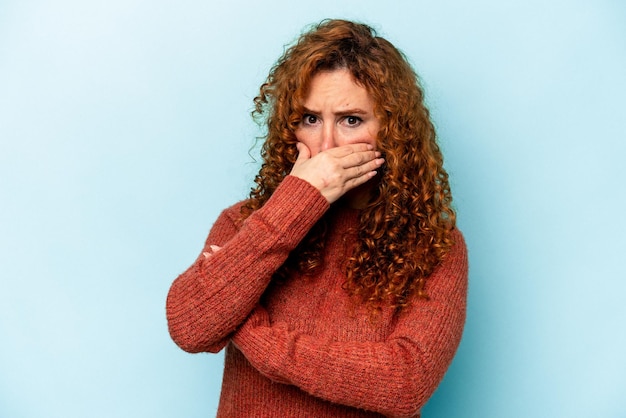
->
[321,125,337,151]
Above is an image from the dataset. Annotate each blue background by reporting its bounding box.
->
[1,1,625,417]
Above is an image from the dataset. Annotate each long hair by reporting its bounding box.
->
[242,19,456,310]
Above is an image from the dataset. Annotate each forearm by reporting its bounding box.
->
[233,308,464,417]
[233,230,468,415]
[166,229,292,353]
[166,176,329,353]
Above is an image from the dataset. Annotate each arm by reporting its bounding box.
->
[166,176,329,353]
[232,230,468,417]
[166,143,384,353]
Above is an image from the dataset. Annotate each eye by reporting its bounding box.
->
[302,114,318,125]
[345,116,362,126]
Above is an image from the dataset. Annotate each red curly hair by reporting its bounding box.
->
[242,19,456,310]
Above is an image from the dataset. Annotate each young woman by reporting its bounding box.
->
[166,19,468,417]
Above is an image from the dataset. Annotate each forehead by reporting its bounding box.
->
[304,69,374,107]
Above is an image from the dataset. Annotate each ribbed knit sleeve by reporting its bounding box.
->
[232,230,468,417]
[166,176,329,353]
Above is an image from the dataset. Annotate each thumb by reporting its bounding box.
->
[295,142,311,163]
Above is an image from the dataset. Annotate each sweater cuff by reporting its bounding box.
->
[252,175,329,249]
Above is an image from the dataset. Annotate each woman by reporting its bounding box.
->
[166,19,468,418]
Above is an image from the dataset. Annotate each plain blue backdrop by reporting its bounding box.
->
[1,1,625,417]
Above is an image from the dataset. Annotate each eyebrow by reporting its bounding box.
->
[302,107,369,116]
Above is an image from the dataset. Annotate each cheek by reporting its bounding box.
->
[294,130,321,156]
[337,127,379,148]
[294,129,308,145]
[365,123,381,149]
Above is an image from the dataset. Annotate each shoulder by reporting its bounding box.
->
[450,228,468,261]
[446,227,468,274]
[218,199,250,228]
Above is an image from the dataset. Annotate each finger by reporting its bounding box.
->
[345,156,385,179]
[325,143,374,158]
[340,150,383,169]
[344,166,380,189]
[203,245,223,259]
[345,167,378,189]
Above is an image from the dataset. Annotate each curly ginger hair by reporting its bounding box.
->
[242,19,456,311]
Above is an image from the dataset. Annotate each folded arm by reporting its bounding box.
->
[233,231,468,417]
[166,176,329,353]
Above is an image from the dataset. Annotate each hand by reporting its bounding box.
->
[202,245,222,259]
[289,142,384,204]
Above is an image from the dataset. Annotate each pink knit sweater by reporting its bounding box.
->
[166,175,468,417]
